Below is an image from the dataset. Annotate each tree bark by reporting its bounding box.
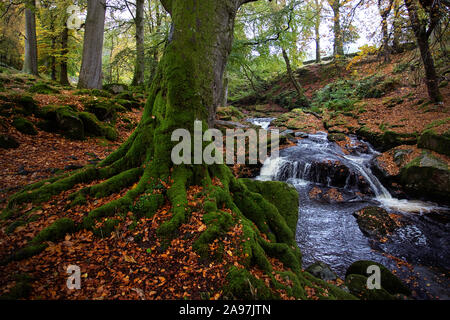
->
[132,0,146,86]
[60,26,70,86]
[404,0,441,102]
[23,0,39,76]
[314,0,321,63]
[282,48,308,106]
[329,0,344,58]
[392,1,402,53]
[78,0,106,89]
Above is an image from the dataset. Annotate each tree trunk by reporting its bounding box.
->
[60,27,70,86]
[23,0,39,76]
[78,0,106,89]
[381,11,391,63]
[314,0,321,63]
[392,1,402,52]
[404,0,441,102]
[132,0,146,86]
[282,48,309,107]
[330,0,344,58]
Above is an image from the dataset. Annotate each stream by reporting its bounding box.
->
[247,118,450,299]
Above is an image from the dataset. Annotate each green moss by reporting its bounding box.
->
[38,105,84,140]
[32,218,76,244]
[84,100,118,122]
[223,267,276,300]
[11,94,38,115]
[132,193,165,218]
[346,260,411,296]
[418,129,450,156]
[28,82,60,94]
[12,117,37,135]
[75,88,112,98]
[114,99,140,110]
[78,112,118,141]
[12,243,48,262]
[345,274,395,300]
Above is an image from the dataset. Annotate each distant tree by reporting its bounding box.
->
[23,0,39,75]
[78,0,106,89]
[378,0,394,63]
[327,0,344,57]
[404,0,445,102]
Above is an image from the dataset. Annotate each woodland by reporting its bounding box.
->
[0,0,449,301]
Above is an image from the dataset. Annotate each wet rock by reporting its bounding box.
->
[393,149,413,166]
[295,132,308,138]
[418,129,450,156]
[345,260,411,296]
[327,132,347,142]
[345,274,396,300]
[399,152,450,202]
[353,206,399,240]
[356,126,417,152]
[306,261,338,281]
[0,134,19,149]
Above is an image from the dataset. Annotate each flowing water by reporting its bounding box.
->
[247,118,450,299]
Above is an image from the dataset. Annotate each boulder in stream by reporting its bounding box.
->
[400,152,450,202]
[353,206,399,240]
[305,261,338,281]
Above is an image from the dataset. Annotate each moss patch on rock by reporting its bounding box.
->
[12,117,37,135]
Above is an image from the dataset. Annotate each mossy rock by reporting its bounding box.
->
[356,126,417,151]
[418,129,450,156]
[217,106,244,120]
[352,206,398,240]
[399,152,450,201]
[38,105,84,140]
[10,94,38,116]
[28,82,60,94]
[114,99,140,110]
[32,218,76,244]
[103,83,128,94]
[305,261,338,281]
[78,112,118,141]
[12,117,37,135]
[345,274,396,300]
[74,88,112,98]
[327,133,347,142]
[115,91,134,101]
[0,134,19,149]
[84,100,118,122]
[346,260,411,296]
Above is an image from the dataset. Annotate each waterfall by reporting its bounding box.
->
[256,132,446,214]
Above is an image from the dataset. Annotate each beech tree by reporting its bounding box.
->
[78,0,107,89]
[128,0,146,86]
[404,0,443,102]
[327,0,344,57]
[23,0,39,75]
[3,0,357,299]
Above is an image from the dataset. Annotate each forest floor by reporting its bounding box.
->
[0,50,449,300]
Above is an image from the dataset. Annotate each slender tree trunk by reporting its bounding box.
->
[392,1,401,52]
[330,0,344,58]
[314,0,321,63]
[23,0,38,76]
[381,12,391,63]
[404,0,441,102]
[60,27,70,86]
[50,20,57,81]
[132,0,146,86]
[282,48,309,107]
[78,0,106,89]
